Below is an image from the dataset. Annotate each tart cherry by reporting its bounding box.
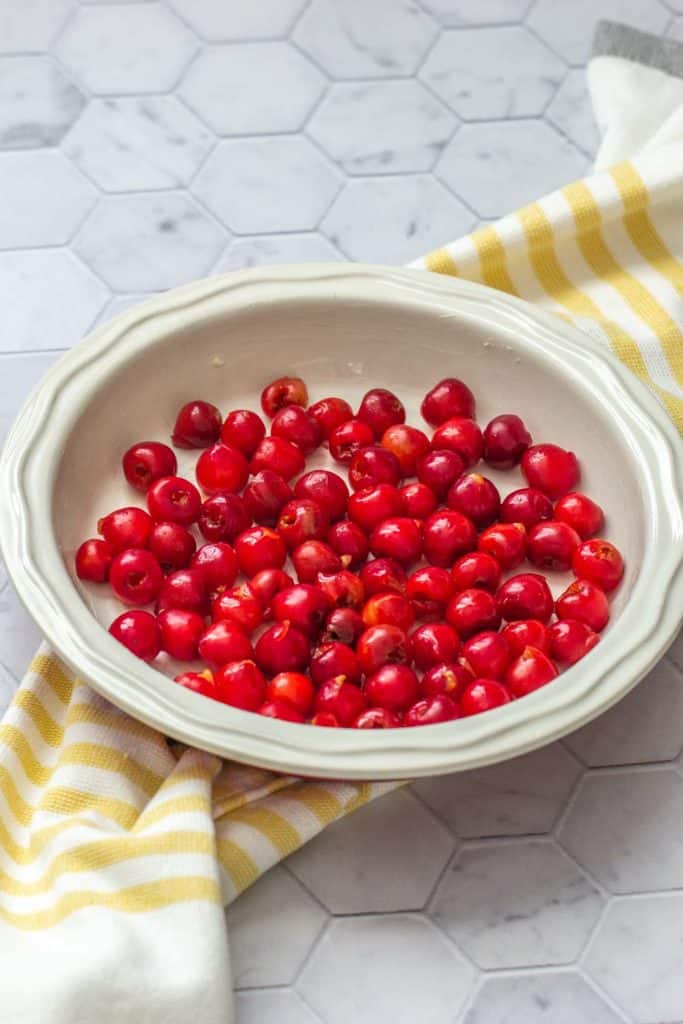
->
[249,568,293,611]
[295,470,349,522]
[271,404,321,455]
[109,548,163,605]
[446,588,500,638]
[99,506,153,551]
[147,476,201,526]
[399,482,438,520]
[327,520,369,569]
[483,414,531,469]
[528,521,581,571]
[310,641,361,685]
[172,400,221,449]
[212,583,263,635]
[315,677,366,727]
[409,622,460,670]
[423,509,477,567]
[149,521,196,572]
[235,526,286,577]
[461,679,511,715]
[421,661,473,699]
[198,492,250,543]
[272,583,331,635]
[348,484,403,533]
[572,539,624,592]
[243,471,293,526]
[421,378,475,426]
[254,622,310,675]
[416,449,465,499]
[448,472,500,527]
[321,607,366,646]
[261,376,308,418]
[521,443,579,499]
[381,424,430,476]
[307,396,353,439]
[349,445,402,491]
[220,408,265,458]
[359,557,407,596]
[174,671,215,698]
[214,660,267,711]
[451,551,501,593]
[404,694,459,726]
[554,492,604,539]
[556,579,609,632]
[356,625,409,676]
[506,646,558,697]
[267,672,315,715]
[317,569,364,609]
[362,592,414,632]
[548,619,600,665]
[432,418,483,467]
[75,538,113,582]
[463,631,511,680]
[496,573,554,623]
[250,436,305,482]
[478,522,526,570]
[156,568,208,615]
[406,566,454,619]
[329,418,374,464]
[109,609,160,661]
[354,707,402,729]
[190,542,238,592]
[122,441,177,492]
[310,711,340,728]
[157,608,205,661]
[277,498,329,549]
[500,487,553,529]
[292,540,342,583]
[259,700,305,723]
[370,517,422,565]
[357,387,405,438]
[501,619,550,657]
[365,664,419,712]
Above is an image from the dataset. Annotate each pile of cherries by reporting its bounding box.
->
[75,375,624,729]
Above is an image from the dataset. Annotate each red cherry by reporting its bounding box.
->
[421,661,472,699]
[157,608,205,661]
[421,378,475,426]
[447,472,500,527]
[451,552,501,593]
[314,677,366,727]
[250,436,305,482]
[501,619,550,657]
[432,417,483,466]
[362,592,414,632]
[506,646,558,697]
[307,396,353,439]
[99,506,153,551]
[220,408,266,458]
[243,471,293,526]
[416,449,465,499]
[259,700,305,723]
[198,492,250,543]
[357,387,405,438]
[147,476,202,526]
[149,522,196,573]
[369,517,422,566]
[348,484,403,533]
[554,492,604,539]
[359,557,407,596]
[292,540,342,583]
[321,607,365,646]
[329,418,375,464]
[198,621,254,666]
[75,538,113,582]
[446,588,500,638]
[521,443,579,499]
[463,631,511,680]
[109,609,160,661]
[317,569,365,609]
[172,400,222,449]
[482,414,531,469]
[254,622,310,674]
[349,445,402,491]
[528,521,581,571]
[548,619,600,665]
[327,520,369,569]
[277,498,329,549]
[365,664,419,712]
[271,404,321,455]
[461,679,511,715]
[409,622,460,670]
[496,572,554,623]
[272,583,331,635]
[310,711,340,728]
[261,376,308,418]
[423,509,477,567]
[572,539,624,592]
[214,660,267,711]
[354,707,402,729]
[399,482,438,520]
[122,441,177,492]
[478,522,527,570]
[109,548,163,605]
[310,642,361,685]
[156,568,208,615]
[212,583,263,635]
[500,487,553,529]
[235,526,286,577]
[267,672,315,715]
[381,424,430,475]
[295,470,349,522]
[249,568,293,611]
[406,566,454,619]
[356,625,409,676]
[556,579,609,632]
[404,694,459,726]
[174,671,215,698]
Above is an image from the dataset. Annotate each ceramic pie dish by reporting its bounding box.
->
[1,263,682,779]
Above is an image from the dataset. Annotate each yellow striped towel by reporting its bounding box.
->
[0,20,681,1024]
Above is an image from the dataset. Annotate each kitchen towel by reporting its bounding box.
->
[0,19,681,1024]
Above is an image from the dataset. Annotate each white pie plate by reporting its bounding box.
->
[1,264,682,779]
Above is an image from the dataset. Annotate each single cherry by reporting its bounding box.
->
[446,588,500,638]
[271,404,321,455]
[122,441,177,492]
[292,540,342,583]
[250,436,305,481]
[272,583,331,635]
[354,707,402,729]
[249,568,293,611]
[220,408,266,458]
[572,539,624,592]
[409,622,460,670]
[478,522,527,570]
[243,471,293,526]
[307,396,353,439]
[432,417,483,466]
[482,414,531,469]
[156,568,208,615]
[329,418,375,464]
[214,660,267,711]
[406,566,454,619]
[463,631,511,680]
[359,557,407,596]
[461,679,511,715]
[235,526,287,577]
[556,579,609,632]
[447,472,500,527]
[75,538,113,582]
[505,646,558,697]
[362,592,414,632]
[423,509,477,567]
[198,492,250,543]
[158,608,205,661]
[277,498,329,549]
[321,607,365,646]
[149,521,196,573]
[349,445,402,491]
[147,476,202,526]
[421,378,475,426]
[500,487,553,530]
[404,694,459,726]
[381,424,430,476]
[501,619,550,657]
[172,400,222,449]
[369,517,422,566]
[521,443,579,499]
[528,521,581,572]
[421,661,473,699]
[109,609,160,661]
[554,492,604,539]
[259,700,305,723]
[295,470,349,522]
[254,622,310,674]
[356,625,409,676]
[399,482,438,520]
[327,520,369,569]
[548,619,600,665]
[365,664,419,712]
[310,641,361,685]
[451,551,501,593]
[348,484,403,533]
[261,376,308,418]
[109,548,163,605]
[190,542,239,592]
[416,449,465,499]
[98,506,153,551]
[496,573,554,623]
[357,387,405,438]
[212,583,263,635]
[314,677,366,727]
[267,672,315,715]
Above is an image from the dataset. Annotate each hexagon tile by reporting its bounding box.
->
[0,3,680,1024]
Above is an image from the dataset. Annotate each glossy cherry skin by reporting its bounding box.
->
[310,642,361,685]
[122,441,177,492]
[451,552,501,593]
[254,622,310,675]
[369,517,422,566]
[267,672,315,715]
[321,607,365,647]
[198,621,254,667]
[423,509,477,567]
[249,568,293,611]
[292,540,342,583]
[416,449,465,499]
[357,388,405,438]
[220,409,266,458]
[478,522,527,570]
[172,400,222,449]
[446,588,500,638]
[315,677,366,727]
[365,664,419,712]
[190,541,238,593]
[250,436,305,482]
[421,661,473,700]
[421,378,475,426]
[147,477,202,527]
[99,506,153,551]
[556,579,609,632]
[447,472,500,527]
[149,522,196,573]
[381,424,430,476]
[329,418,375,464]
[307,396,353,439]
[310,711,340,728]
[356,625,409,676]
[482,414,531,469]
[463,631,511,680]
[432,417,483,466]
[362,592,414,632]
[349,445,402,491]
[277,498,329,549]
[295,470,349,522]
[521,443,579,499]
[505,646,559,697]
[327,520,369,569]
[406,566,454,619]
[460,679,511,715]
[528,521,581,572]
[109,548,163,605]
[317,570,364,610]
[348,484,403,533]
[156,568,208,615]
[174,671,215,699]
[409,622,460,670]
[354,707,402,729]
[404,694,459,726]
[212,583,263,635]
[157,608,205,661]
[109,610,160,661]
[214,660,267,711]
[75,538,113,582]
[554,492,604,539]
[272,583,331,635]
[572,539,624,592]
[548,619,600,665]
[198,493,250,543]
[271,404,321,455]
[261,376,308,418]
[359,557,406,596]
[235,526,287,577]
[500,487,553,529]
[501,619,550,657]
[399,482,438,520]
[243,471,293,526]
[258,700,305,723]
[496,572,554,623]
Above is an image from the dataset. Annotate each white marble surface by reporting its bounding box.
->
[0,2,682,1022]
